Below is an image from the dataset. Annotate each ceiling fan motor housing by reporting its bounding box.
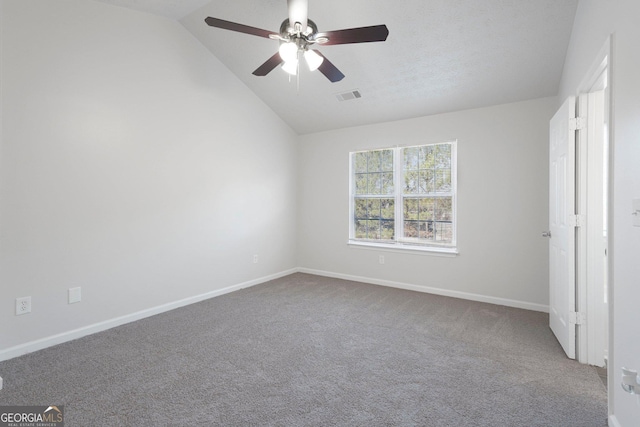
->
[279,19,319,49]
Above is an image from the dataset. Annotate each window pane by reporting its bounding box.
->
[355,173,367,195]
[435,169,451,192]
[434,222,453,242]
[353,149,394,197]
[404,147,419,170]
[419,198,435,221]
[402,197,453,243]
[435,144,451,168]
[435,197,453,221]
[356,198,394,221]
[355,220,367,239]
[354,199,367,219]
[404,221,418,238]
[420,145,435,169]
[367,199,381,219]
[368,151,382,172]
[419,170,434,194]
[404,171,419,194]
[419,221,433,240]
[381,198,395,219]
[404,198,419,220]
[367,220,381,239]
[369,172,382,195]
[354,152,368,173]
[381,220,394,240]
[381,150,394,172]
[381,172,394,194]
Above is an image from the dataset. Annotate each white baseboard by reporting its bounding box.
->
[609,415,622,427]
[297,267,550,313]
[0,269,297,362]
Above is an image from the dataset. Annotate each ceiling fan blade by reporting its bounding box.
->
[252,52,284,76]
[205,17,277,39]
[315,25,389,45]
[313,50,345,83]
[287,0,308,33]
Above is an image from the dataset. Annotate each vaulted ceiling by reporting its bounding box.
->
[95,0,578,134]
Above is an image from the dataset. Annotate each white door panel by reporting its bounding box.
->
[549,96,576,360]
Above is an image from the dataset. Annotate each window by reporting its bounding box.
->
[349,142,457,252]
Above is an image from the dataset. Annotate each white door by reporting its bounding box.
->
[549,97,577,359]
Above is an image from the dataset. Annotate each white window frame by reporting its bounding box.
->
[348,141,458,255]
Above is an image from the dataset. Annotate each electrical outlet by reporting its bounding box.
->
[15,296,31,315]
[379,255,385,264]
[253,255,258,264]
[68,287,81,304]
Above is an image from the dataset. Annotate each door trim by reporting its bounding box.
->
[575,39,611,368]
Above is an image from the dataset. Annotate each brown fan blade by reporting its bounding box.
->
[313,50,345,82]
[205,17,277,39]
[315,25,389,45]
[252,52,284,76]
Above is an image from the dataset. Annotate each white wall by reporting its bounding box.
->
[297,98,555,310]
[559,1,640,425]
[0,0,297,355]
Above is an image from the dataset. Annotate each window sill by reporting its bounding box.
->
[347,240,459,257]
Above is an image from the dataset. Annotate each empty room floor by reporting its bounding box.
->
[0,273,607,426]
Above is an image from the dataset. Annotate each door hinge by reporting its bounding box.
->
[569,214,586,227]
[569,311,586,325]
[569,116,587,131]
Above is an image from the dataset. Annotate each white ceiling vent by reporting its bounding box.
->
[336,90,362,102]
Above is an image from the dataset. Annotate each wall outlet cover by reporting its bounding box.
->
[16,297,31,315]
[68,287,81,304]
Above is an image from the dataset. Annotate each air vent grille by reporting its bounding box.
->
[336,90,362,101]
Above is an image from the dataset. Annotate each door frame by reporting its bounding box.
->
[574,39,611,369]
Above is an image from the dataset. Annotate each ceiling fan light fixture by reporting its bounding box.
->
[205,2,389,84]
[304,49,324,71]
[282,60,298,75]
[278,42,298,63]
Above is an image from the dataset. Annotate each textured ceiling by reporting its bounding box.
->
[94,0,211,20]
[96,0,579,134]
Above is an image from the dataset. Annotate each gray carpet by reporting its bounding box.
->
[0,273,607,426]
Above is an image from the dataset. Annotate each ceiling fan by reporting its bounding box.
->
[205,0,389,83]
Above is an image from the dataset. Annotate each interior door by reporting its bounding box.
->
[549,96,576,359]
